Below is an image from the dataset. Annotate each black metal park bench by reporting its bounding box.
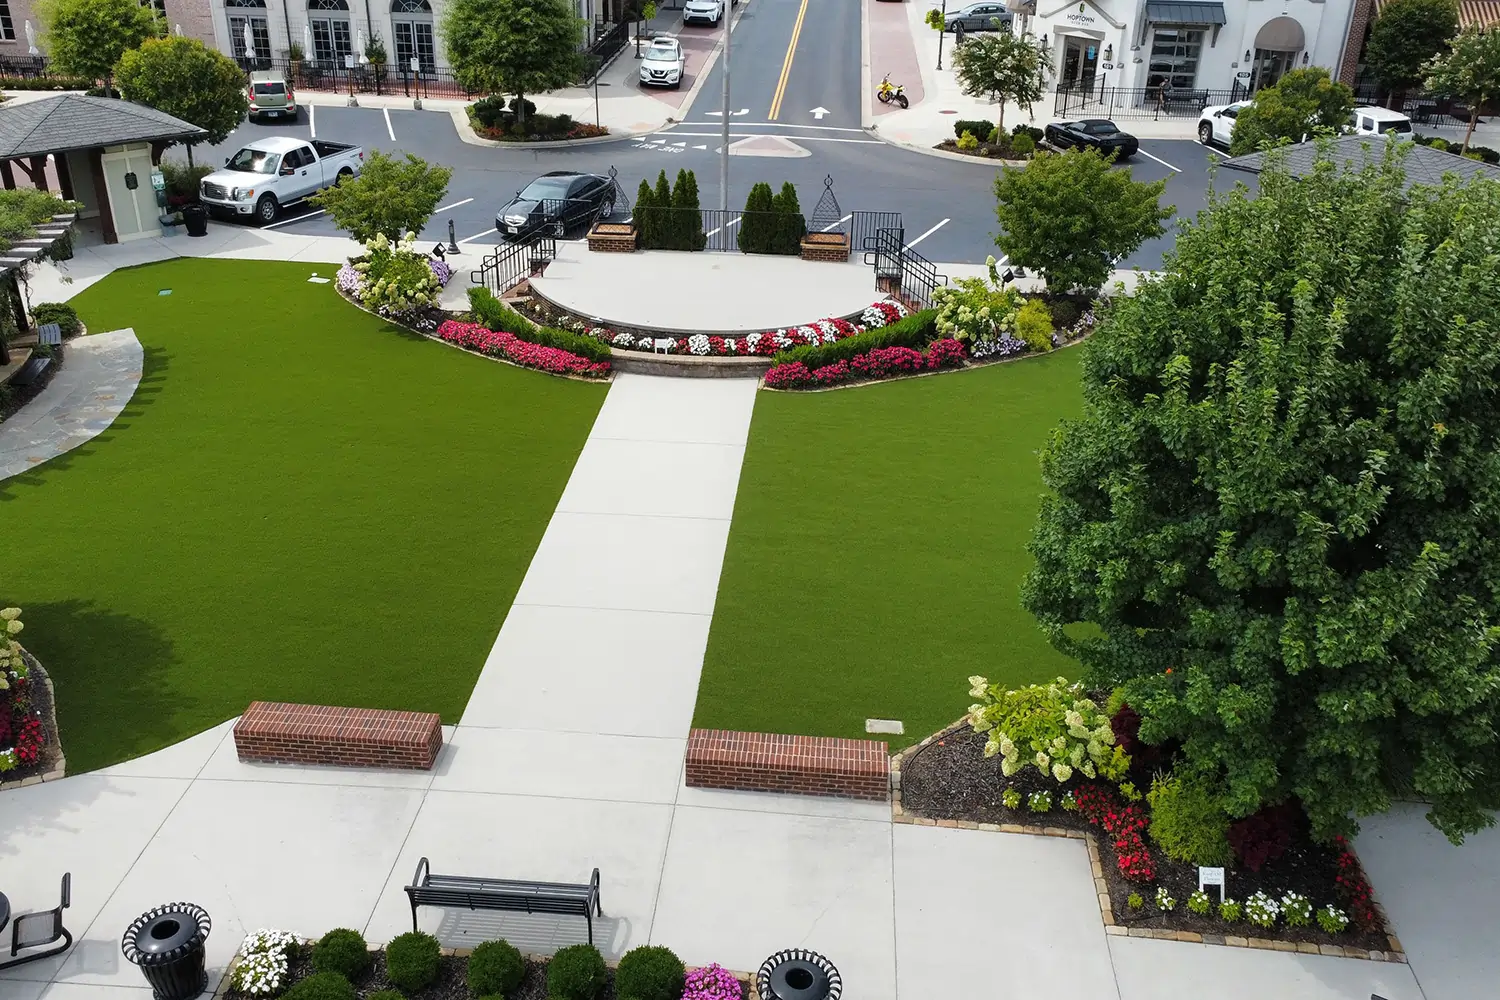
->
[1160,89,1211,114]
[404,858,603,945]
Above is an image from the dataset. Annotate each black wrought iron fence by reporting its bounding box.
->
[862,229,946,310]
[582,21,629,84]
[0,55,51,79]
[849,211,903,251]
[471,233,557,297]
[1053,84,1243,120]
[256,57,476,99]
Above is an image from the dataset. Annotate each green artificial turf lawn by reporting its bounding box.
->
[3,258,606,772]
[696,350,1084,748]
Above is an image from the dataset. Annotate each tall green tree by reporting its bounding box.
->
[670,169,705,251]
[1365,0,1459,99]
[737,182,776,253]
[442,0,583,124]
[116,37,246,167]
[1022,142,1500,843]
[38,0,159,92]
[770,181,805,255]
[1229,67,1355,155]
[1424,28,1500,153]
[309,151,452,242]
[951,30,1048,134]
[992,149,1170,293]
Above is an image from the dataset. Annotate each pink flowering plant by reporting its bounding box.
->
[681,963,742,1000]
[764,337,968,389]
[436,320,610,379]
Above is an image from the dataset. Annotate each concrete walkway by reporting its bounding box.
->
[0,329,142,482]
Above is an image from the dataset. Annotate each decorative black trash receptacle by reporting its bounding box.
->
[122,903,212,1000]
[181,204,209,238]
[756,949,842,1000]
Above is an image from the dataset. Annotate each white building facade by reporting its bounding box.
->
[1013,0,1360,98]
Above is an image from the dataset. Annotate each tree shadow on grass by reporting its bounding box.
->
[21,598,185,777]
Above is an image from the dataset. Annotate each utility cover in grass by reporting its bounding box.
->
[1,258,607,771]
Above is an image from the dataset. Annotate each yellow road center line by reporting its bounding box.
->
[768,0,811,121]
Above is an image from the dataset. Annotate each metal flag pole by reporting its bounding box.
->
[719,2,731,212]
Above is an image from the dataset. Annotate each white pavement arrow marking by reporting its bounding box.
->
[706,109,751,116]
[672,141,687,147]
[810,107,830,120]
[692,144,708,149]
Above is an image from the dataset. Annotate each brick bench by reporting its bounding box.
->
[233,702,443,770]
[685,729,890,801]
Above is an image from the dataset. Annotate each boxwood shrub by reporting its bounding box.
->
[384,931,441,993]
[546,943,607,1000]
[311,928,370,979]
[466,286,613,363]
[773,308,938,368]
[466,938,525,996]
[31,302,81,339]
[953,119,994,140]
[614,945,685,1000]
[282,972,355,1000]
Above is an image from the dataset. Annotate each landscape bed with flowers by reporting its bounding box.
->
[897,677,1394,954]
[225,926,749,1000]
[0,607,51,782]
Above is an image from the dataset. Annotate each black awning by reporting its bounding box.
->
[1144,1,1228,25]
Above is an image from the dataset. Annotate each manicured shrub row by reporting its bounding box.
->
[764,337,966,389]
[0,74,96,90]
[436,320,611,378]
[466,287,613,363]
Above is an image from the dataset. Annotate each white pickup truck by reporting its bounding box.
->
[198,136,364,224]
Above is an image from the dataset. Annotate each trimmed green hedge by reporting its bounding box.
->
[466,286,613,364]
[773,309,938,368]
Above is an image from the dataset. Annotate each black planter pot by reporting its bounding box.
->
[122,903,212,1000]
[182,204,208,238]
[756,949,842,1000]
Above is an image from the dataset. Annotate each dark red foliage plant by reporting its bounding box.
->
[1227,802,1301,871]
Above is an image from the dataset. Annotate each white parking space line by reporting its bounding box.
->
[674,122,869,132]
[263,208,327,230]
[383,108,396,141]
[459,227,497,244]
[309,103,316,139]
[905,218,949,249]
[435,198,474,213]
[1136,147,1181,172]
[704,217,742,238]
[653,131,883,144]
[821,213,852,233]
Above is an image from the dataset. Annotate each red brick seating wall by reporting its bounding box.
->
[233,701,443,770]
[685,728,890,801]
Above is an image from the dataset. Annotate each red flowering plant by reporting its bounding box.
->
[1331,836,1379,929]
[764,338,968,389]
[436,321,611,379]
[598,311,875,357]
[0,606,39,775]
[1072,782,1157,882]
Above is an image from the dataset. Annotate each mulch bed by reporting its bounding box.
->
[899,724,1390,952]
[933,139,1026,161]
[1,651,63,785]
[0,345,63,423]
[230,948,749,1000]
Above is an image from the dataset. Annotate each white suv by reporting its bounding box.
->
[1349,106,1414,140]
[1198,100,1250,148]
[639,36,685,89]
[683,0,726,24]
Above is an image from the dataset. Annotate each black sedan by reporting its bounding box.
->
[1043,119,1139,160]
[496,171,616,241]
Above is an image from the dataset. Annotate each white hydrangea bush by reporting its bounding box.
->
[966,676,1129,784]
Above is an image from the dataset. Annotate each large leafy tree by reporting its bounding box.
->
[951,29,1047,134]
[992,149,1170,294]
[1022,142,1500,844]
[38,0,159,92]
[309,151,452,242]
[116,37,246,167]
[1228,67,1355,155]
[1365,0,1459,98]
[1424,28,1500,153]
[442,0,583,124]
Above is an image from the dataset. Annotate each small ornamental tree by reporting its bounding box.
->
[442,0,582,125]
[737,182,776,253]
[38,0,159,92]
[1424,27,1500,153]
[1228,67,1355,155]
[951,30,1048,135]
[1022,141,1500,843]
[634,177,657,248]
[115,37,246,167]
[992,149,1170,293]
[670,169,705,251]
[310,151,452,242]
[1365,0,1459,100]
[652,169,672,247]
[770,181,805,255]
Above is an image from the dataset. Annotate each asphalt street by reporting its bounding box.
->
[176,0,1241,269]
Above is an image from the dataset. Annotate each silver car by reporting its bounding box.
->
[944,2,1011,31]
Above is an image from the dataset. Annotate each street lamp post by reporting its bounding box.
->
[936,1,947,71]
[719,1,731,212]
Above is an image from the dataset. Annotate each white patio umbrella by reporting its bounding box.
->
[24,20,38,57]
[174,23,183,36]
[242,22,255,62]
[357,28,368,64]
[303,22,313,60]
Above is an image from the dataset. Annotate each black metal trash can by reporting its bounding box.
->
[182,203,209,238]
[122,903,212,1000]
[757,949,842,1000]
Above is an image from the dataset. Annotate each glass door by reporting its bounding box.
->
[1251,49,1291,93]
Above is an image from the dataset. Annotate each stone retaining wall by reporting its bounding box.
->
[685,728,889,800]
[233,701,443,770]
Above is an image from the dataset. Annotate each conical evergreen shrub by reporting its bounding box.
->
[670,169,705,251]
[652,170,672,250]
[635,178,656,248]
[771,181,806,255]
[738,182,776,253]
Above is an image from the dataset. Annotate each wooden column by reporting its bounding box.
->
[0,160,14,190]
[55,154,74,201]
[29,156,47,191]
[89,149,118,245]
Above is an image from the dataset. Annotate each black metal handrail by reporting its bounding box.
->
[471,233,557,297]
[862,228,946,310]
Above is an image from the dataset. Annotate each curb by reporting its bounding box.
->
[889,719,1409,965]
[451,107,670,149]
[864,125,1026,167]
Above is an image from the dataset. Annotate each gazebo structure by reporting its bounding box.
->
[1220,135,1500,192]
[0,94,205,244]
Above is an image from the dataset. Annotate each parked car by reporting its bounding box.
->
[247,70,297,123]
[199,137,364,224]
[1043,119,1138,159]
[944,2,1011,31]
[1197,100,1251,147]
[683,0,733,25]
[1349,105,1414,140]
[496,171,616,241]
[639,36,685,89]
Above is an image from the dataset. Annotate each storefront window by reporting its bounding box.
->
[1147,28,1203,91]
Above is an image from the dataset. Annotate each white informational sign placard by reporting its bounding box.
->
[1198,866,1226,902]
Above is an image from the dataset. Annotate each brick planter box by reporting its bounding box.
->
[233,701,443,770]
[685,728,889,800]
[800,232,850,262]
[587,222,637,253]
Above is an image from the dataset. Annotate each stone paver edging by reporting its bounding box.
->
[0,328,144,481]
[0,652,67,791]
[889,719,1409,965]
